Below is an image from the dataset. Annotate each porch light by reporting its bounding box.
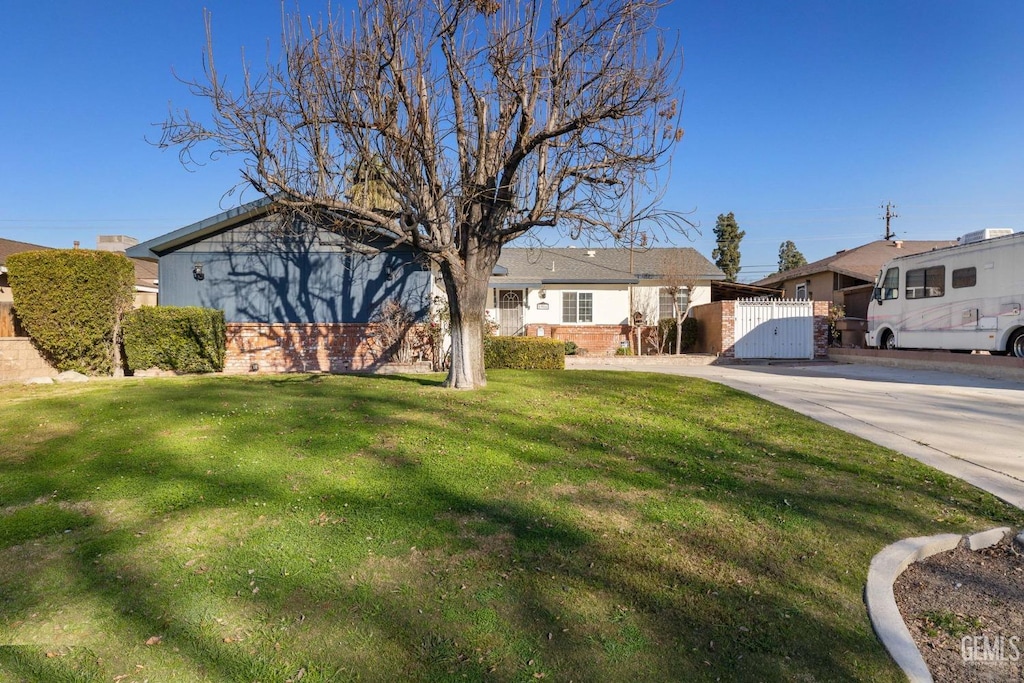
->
[192,263,205,281]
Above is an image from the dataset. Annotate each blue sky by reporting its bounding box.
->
[1,1,1022,282]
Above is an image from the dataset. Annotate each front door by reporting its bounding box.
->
[498,290,524,336]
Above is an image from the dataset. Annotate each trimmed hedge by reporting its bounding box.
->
[658,316,699,353]
[7,250,135,375]
[484,336,565,370]
[122,307,226,373]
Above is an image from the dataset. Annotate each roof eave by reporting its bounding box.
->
[126,196,275,260]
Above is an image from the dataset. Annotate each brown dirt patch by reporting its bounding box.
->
[894,535,1023,683]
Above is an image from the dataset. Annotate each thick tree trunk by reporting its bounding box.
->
[439,240,499,389]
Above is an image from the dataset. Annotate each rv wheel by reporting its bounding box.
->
[1009,329,1024,358]
[879,330,896,351]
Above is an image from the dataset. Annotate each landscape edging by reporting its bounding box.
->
[865,527,1012,683]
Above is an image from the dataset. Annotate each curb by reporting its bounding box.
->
[865,527,1012,683]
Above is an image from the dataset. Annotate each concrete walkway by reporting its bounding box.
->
[569,359,1024,511]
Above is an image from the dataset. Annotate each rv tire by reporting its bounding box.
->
[1009,329,1024,358]
[879,330,896,351]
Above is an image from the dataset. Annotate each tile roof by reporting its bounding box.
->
[493,247,725,285]
[753,239,957,286]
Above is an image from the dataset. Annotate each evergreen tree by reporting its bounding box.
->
[712,212,745,282]
[777,240,808,272]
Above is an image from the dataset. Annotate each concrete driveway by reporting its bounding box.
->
[570,360,1024,510]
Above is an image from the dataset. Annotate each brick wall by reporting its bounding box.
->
[524,324,631,356]
[0,338,57,383]
[224,322,432,374]
[813,300,830,358]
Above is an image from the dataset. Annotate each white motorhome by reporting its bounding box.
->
[866,230,1024,356]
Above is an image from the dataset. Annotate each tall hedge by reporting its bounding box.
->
[122,307,226,373]
[484,336,565,370]
[7,250,135,375]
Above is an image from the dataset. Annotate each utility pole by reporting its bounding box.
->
[880,202,899,240]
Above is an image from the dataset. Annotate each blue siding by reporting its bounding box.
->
[157,223,431,324]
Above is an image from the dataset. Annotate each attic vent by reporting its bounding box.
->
[586,250,596,257]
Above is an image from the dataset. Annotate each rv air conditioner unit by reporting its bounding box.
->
[959,228,1013,245]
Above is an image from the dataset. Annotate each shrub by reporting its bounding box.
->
[563,340,579,356]
[7,250,135,375]
[657,317,699,353]
[614,346,634,356]
[122,307,226,373]
[369,299,416,363]
[484,336,564,370]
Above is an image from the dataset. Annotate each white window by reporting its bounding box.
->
[659,288,690,320]
[562,292,593,323]
[794,283,808,301]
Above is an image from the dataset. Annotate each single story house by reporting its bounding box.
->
[488,247,726,354]
[752,239,956,345]
[127,194,732,369]
[126,198,433,373]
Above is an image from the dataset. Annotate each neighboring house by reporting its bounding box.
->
[126,197,433,373]
[753,239,956,315]
[487,247,726,354]
[752,239,955,346]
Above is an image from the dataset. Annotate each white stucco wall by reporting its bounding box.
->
[486,281,713,333]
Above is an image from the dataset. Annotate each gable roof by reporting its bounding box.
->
[127,196,276,260]
[492,247,725,287]
[753,239,957,287]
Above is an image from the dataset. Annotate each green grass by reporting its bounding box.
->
[0,370,1020,682]
[920,610,982,639]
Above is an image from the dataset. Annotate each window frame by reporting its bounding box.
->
[659,287,690,320]
[952,267,977,289]
[561,291,594,324]
[905,265,945,300]
[877,267,900,300]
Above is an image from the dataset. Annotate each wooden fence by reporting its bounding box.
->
[0,302,26,337]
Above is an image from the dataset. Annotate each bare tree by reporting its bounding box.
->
[161,0,686,388]
[658,257,697,355]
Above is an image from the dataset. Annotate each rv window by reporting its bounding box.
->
[952,267,977,289]
[906,266,945,299]
[879,267,899,300]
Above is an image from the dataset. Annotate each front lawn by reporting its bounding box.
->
[0,371,1019,682]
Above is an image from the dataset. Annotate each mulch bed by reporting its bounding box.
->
[893,535,1024,682]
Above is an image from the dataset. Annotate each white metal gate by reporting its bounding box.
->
[498,290,524,336]
[733,299,814,359]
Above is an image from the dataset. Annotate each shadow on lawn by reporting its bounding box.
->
[0,371,1019,681]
